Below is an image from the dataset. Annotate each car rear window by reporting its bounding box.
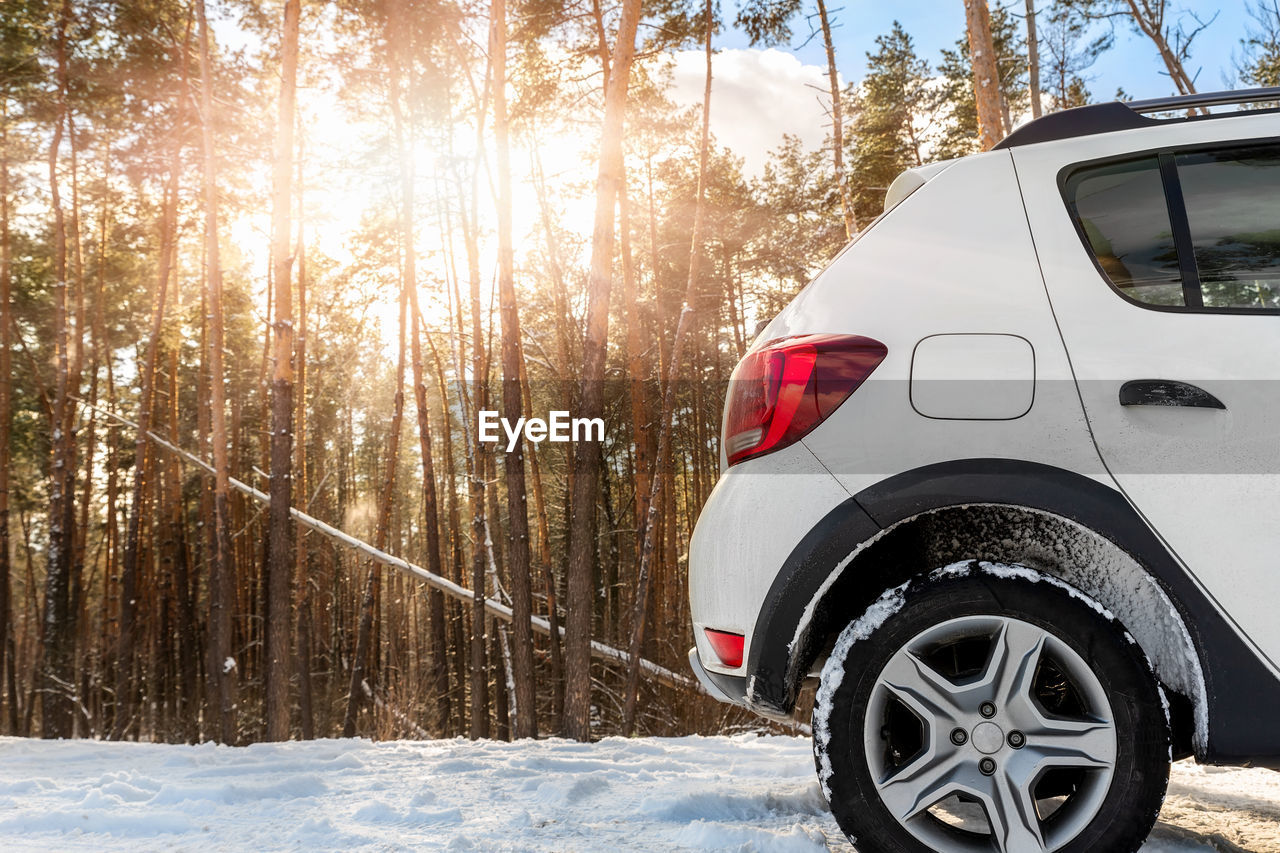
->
[1065,143,1280,312]
[1067,157,1183,306]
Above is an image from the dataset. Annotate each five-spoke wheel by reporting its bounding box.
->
[814,566,1170,853]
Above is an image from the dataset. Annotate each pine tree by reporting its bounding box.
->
[1240,1,1280,87]
[265,0,300,743]
[492,0,537,740]
[563,0,644,742]
[196,0,238,744]
[936,3,1027,159]
[42,0,80,740]
[736,0,857,234]
[752,135,842,298]
[849,22,930,224]
[1040,4,1111,110]
[1062,0,1212,99]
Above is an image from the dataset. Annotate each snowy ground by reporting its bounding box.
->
[0,735,1277,852]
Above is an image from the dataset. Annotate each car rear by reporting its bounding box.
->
[687,147,1096,715]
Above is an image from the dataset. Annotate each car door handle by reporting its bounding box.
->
[1118,379,1225,409]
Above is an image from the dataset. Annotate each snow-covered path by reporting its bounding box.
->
[0,735,1277,852]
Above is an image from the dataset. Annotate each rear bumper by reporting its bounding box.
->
[687,647,748,706]
[688,442,853,682]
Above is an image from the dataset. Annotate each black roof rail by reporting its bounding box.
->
[993,86,1280,150]
[1126,86,1280,114]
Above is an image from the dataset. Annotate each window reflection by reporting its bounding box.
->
[1067,158,1183,307]
[1176,147,1280,310]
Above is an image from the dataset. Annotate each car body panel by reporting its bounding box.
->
[1013,113,1280,670]
[688,439,851,677]
[761,148,1105,499]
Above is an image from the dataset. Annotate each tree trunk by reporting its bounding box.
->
[114,137,179,740]
[411,308,451,735]
[197,0,238,744]
[462,141,491,742]
[65,114,92,738]
[490,0,537,740]
[342,269,407,737]
[816,0,856,237]
[1025,0,1042,118]
[517,335,561,729]
[622,0,714,735]
[87,169,115,736]
[166,336,198,743]
[0,98,13,735]
[294,118,314,741]
[619,184,655,575]
[964,0,1005,150]
[530,147,569,729]
[1123,0,1198,97]
[42,0,79,740]
[388,9,452,736]
[427,331,468,736]
[265,0,300,743]
[564,0,644,744]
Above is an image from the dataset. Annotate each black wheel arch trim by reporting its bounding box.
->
[746,457,1280,766]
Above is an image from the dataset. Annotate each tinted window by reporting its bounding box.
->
[1176,147,1280,310]
[1066,144,1280,312]
[1067,157,1183,306]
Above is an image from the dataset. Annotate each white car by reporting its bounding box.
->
[687,87,1280,852]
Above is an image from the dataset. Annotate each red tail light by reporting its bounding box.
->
[724,334,887,466]
[704,628,745,668]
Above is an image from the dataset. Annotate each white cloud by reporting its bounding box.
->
[668,48,833,176]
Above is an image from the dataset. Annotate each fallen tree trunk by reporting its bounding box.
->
[79,398,695,693]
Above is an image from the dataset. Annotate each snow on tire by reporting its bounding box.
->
[813,561,1170,853]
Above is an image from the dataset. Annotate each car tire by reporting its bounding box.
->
[813,562,1170,853]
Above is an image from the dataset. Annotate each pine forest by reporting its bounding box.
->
[1,0,1275,744]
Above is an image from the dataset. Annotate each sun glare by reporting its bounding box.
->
[260,92,605,354]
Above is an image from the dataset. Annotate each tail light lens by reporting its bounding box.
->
[704,628,745,668]
[724,334,887,467]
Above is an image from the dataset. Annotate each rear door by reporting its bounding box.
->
[1014,120,1280,669]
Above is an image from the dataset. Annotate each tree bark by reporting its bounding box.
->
[1123,0,1198,96]
[294,113,314,741]
[342,265,406,737]
[265,0,300,743]
[619,184,655,576]
[463,133,490,742]
[196,0,238,744]
[42,0,79,739]
[564,0,644,744]
[0,97,13,735]
[622,0,713,735]
[964,0,1005,150]
[389,8,451,736]
[490,0,537,740]
[816,0,856,237]
[114,131,180,741]
[1025,0,1042,118]
[427,331,468,736]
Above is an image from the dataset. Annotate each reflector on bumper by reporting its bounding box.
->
[704,628,745,668]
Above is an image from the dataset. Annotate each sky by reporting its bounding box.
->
[669,1,1259,174]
